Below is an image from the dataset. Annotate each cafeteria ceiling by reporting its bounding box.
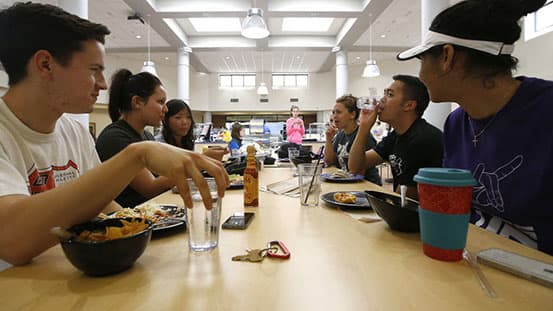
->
[0,0,443,73]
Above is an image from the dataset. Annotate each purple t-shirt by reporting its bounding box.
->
[443,76,553,255]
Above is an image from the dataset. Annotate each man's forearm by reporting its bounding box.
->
[0,143,148,265]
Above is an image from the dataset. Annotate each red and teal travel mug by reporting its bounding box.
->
[414,168,477,261]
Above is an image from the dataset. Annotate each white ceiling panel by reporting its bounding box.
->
[354,0,421,48]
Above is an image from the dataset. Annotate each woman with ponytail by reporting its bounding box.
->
[96,69,173,208]
[397,0,553,254]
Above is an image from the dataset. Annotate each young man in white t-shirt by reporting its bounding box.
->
[0,3,228,267]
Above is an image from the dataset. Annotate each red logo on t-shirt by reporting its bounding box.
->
[28,161,80,194]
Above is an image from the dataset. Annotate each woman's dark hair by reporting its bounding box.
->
[0,2,110,86]
[108,69,163,122]
[162,99,194,151]
[392,74,430,118]
[335,94,360,119]
[426,0,546,79]
[290,105,300,114]
[231,122,244,140]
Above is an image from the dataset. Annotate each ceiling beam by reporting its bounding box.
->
[318,0,394,72]
[124,0,190,48]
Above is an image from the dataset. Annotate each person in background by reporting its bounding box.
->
[221,126,231,142]
[228,122,245,152]
[348,75,443,200]
[94,70,173,208]
[324,95,381,185]
[263,120,271,135]
[156,99,227,161]
[397,0,553,255]
[0,2,228,267]
[286,105,304,144]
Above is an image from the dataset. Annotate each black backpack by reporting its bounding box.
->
[275,142,320,159]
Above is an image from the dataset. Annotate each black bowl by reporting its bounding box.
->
[264,156,276,165]
[291,155,313,166]
[60,217,152,276]
[365,191,420,233]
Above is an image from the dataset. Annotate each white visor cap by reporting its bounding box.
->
[397,31,515,61]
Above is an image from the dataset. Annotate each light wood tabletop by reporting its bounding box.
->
[1,167,552,310]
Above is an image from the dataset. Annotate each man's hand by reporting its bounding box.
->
[359,107,380,133]
[139,142,229,209]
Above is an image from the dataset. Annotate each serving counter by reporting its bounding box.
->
[1,168,552,310]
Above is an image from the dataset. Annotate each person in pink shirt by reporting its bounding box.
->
[286,105,305,144]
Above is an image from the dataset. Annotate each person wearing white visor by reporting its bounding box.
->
[397,0,553,255]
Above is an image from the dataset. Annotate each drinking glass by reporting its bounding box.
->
[185,178,222,252]
[288,148,300,169]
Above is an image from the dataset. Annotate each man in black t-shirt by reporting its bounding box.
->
[349,75,443,200]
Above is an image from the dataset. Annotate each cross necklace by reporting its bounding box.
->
[467,113,498,147]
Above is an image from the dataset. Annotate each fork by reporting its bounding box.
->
[463,249,497,298]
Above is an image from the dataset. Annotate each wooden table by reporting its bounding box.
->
[1,168,552,310]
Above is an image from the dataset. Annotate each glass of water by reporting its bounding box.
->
[186,178,221,252]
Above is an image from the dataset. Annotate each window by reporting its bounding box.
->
[272,73,309,89]
[218,74,256,88]
[535,0,553,31]
[243,75,256,87]
[524,0,553,41]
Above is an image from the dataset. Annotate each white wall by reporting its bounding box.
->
[97,55,179,104]
[194,70,336,113]
[347,57,421,97]
[516,30,553,80]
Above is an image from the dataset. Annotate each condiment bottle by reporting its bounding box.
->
[243,145,259,207]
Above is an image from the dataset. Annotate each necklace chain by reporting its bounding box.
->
[467,113,498,147]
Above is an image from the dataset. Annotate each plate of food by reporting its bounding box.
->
[321,191,371,209]
[107,203,186,232]
[320,171,365,183]
[228,174,244,189]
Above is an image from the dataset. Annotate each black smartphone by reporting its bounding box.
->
[222,212,255,230]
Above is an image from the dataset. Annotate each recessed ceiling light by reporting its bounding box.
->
[225,56,231,60]
[380,34,387,38]
[135,35,142,39]
[164,57,169,60]
[355,56,361,60]
[296,56,301,59]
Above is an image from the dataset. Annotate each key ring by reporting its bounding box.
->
[247,246,278,257]
[266,240,290,259]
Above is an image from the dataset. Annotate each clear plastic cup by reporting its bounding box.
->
[288,148,300,168]
[357,96,381,111]
[185,178,221,252]
[298,163,324,207]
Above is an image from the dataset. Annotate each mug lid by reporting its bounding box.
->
[413,168,477,187]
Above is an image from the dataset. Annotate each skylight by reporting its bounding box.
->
[189,18,241,32]
[282,18,334,32]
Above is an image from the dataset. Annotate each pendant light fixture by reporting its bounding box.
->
[257,50,269,95]
[241,4,269,40]
[141,14,158,76]
[362,14,380,78]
